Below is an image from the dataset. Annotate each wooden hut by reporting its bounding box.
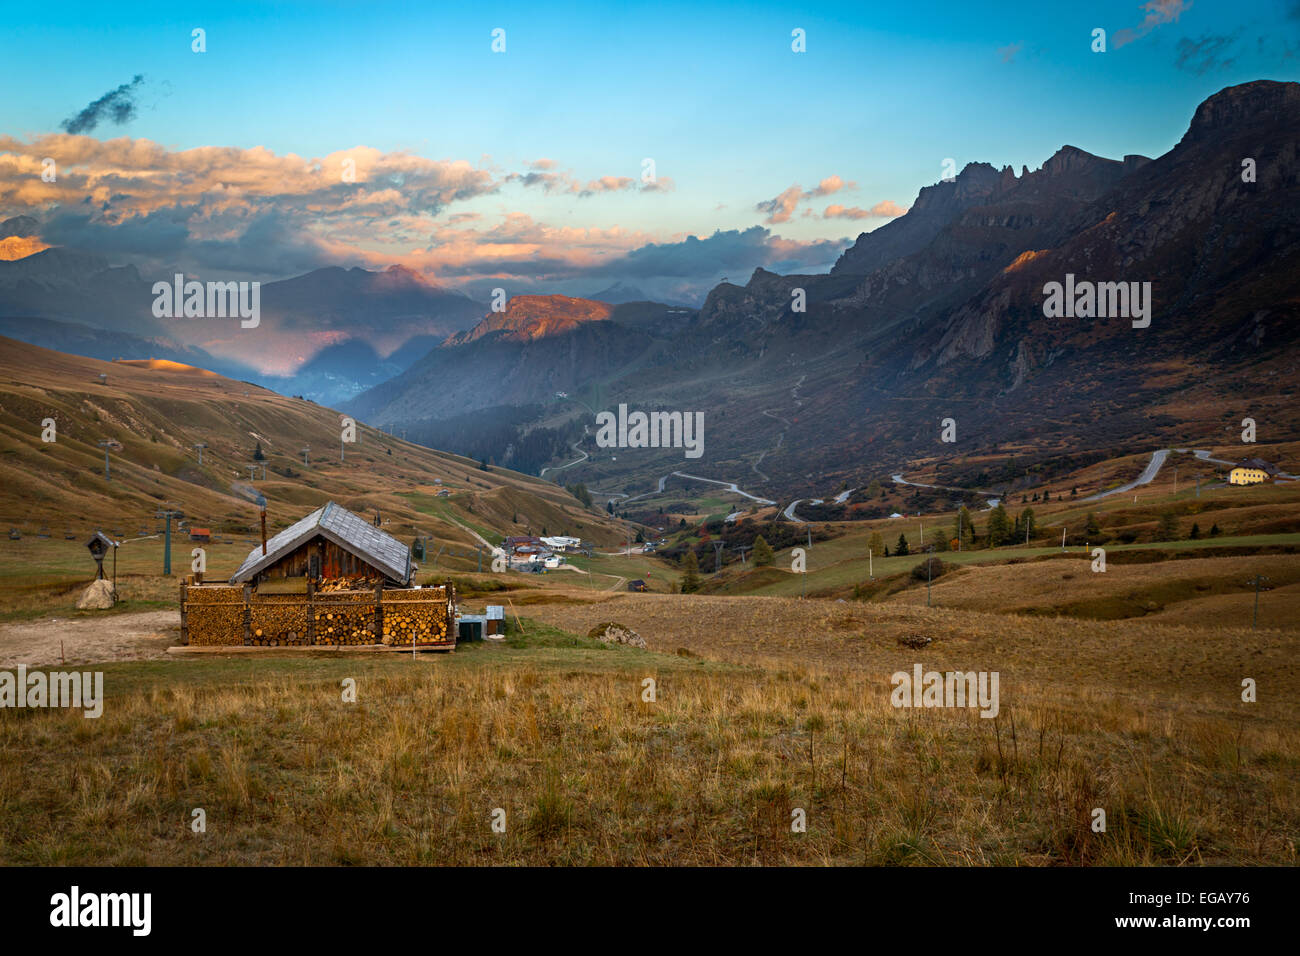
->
[230,501,413,591]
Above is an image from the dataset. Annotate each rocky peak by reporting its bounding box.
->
[1040,145,1103,176]
[444,294,613,347]
[1180,80,1300,146]
[0,215,39,239]
[912,162,1000,214]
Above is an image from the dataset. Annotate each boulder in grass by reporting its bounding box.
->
[76,579,115,610]
[587,621,646,648]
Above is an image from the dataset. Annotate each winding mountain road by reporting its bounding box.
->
[1081,449,1170,501]
[538,445,589,478]
[891,473,1001,509]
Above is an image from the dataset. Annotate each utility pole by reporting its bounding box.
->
[1061,527,1066,551]
[154,508,183,576]
[246,464,258,482]
[868,548,873,580]
[713,541,724,573]
[1252,574,1269,628]
[806,526,812,550]
[193,442,206,465]
[97,439,115,480]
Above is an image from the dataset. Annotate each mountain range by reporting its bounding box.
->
[0,255,483,404]
[2,81,1297,501]
[344,80,1300,498]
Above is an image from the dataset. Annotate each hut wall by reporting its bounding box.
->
[256,536,387,583]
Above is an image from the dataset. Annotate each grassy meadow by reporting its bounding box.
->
[1,604,1295,866]
[1,445,1298,866]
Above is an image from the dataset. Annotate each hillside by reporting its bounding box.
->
[347,296,691,427]
[0,337,627,562]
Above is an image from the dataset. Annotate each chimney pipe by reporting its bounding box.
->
[260,506,267,555]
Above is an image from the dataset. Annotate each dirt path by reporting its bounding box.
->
[0,610,179,667]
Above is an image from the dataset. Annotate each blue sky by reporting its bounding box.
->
[1,0,1297,302]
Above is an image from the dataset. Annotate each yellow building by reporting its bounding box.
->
[1229,458,1276,485]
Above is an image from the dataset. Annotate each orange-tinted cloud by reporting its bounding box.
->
[807,175,855,197]
[757,176,858,222]
[823,200,908,220]
[756,185,804,223]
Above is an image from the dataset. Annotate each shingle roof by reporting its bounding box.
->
[230,501,411,584]
[1235,458,1278,474]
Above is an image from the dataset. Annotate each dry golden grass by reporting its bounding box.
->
[3,507,1298,865]
[520,594,1296,700]
[1,623,1294,866]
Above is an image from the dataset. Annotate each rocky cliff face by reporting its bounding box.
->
[830,162,1001,276]
[920,80,1300,379]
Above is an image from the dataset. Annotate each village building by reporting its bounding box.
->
[1229,458,1279,486]
[188,527,211,542]
[503,535,550,563]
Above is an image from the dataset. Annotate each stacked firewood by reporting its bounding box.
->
[249,627,310,647]
[249,598,310,646]
[316,576,379,593]
[382,605,450,646]
[313,607,377,645]
[187,591,244,646]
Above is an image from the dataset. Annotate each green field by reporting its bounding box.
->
[737,533,1300,598]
